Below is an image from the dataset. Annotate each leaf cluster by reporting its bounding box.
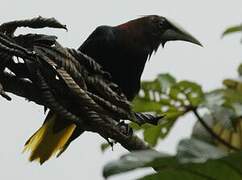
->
[103,23,242,179]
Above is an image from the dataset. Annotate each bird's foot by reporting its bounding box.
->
[116,121,133,137]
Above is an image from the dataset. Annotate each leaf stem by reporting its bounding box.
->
[192,107,239,151]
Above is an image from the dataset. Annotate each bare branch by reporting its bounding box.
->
[0,72,44,105]
[0,17,151,158]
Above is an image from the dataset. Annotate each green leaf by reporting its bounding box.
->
[222,24,242,37]
[203,90,225,107]
[165,109,184,120]
[132,76,202,141]
[223,89,242,103]
[169,80,204,106]
[143,125,162,147]
[223,79,240,89]
[100,143,111,152]
[238,64,242,76]
[103,150,175,178]
[103,148,242,179]
[231,103,242,117]
[129,121,142,130]
[132,98,162,113]
[141,109,184,146]
[182,81,204,106]
[177,138,226,163]
[140,169,208,180]
[204,89,242,128]
[159,120,175,138]
[157,73,176,93]
[141,158,242,180]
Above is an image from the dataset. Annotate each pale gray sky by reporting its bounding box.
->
[0,0,242,179]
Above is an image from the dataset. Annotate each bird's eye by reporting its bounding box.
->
[159,19,166,27]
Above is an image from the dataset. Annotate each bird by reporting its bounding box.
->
[79,15,202,100]
[24,15,202,164]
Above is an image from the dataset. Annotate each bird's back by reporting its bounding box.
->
[79,25,148,100]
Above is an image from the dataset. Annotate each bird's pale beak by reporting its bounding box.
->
[161,18,203,47]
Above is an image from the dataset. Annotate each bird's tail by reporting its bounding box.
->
[23,111,76,164]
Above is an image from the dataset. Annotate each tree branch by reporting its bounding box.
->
[0,72,45,105]
[0,72,150,152]
[192,108,239,151]
[0,17,151,157]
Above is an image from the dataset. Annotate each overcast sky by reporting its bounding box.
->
[1,0,242,179]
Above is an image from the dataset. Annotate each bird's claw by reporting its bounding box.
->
[116,121,133,137]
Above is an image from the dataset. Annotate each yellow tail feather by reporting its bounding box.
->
[23,113,76,164]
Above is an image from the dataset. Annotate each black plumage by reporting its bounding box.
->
[79,15,201,100]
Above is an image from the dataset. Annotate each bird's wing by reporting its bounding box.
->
[78,25,116,58]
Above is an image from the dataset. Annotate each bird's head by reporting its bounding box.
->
[117,15,202,55]
[142,15,202,46]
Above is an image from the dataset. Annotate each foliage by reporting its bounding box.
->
[102,23,242,179]
[1,16,242,179]
[222,24,242,37]
[103,142,241,179]
[129,67,242,150]
[131,74,204,146]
